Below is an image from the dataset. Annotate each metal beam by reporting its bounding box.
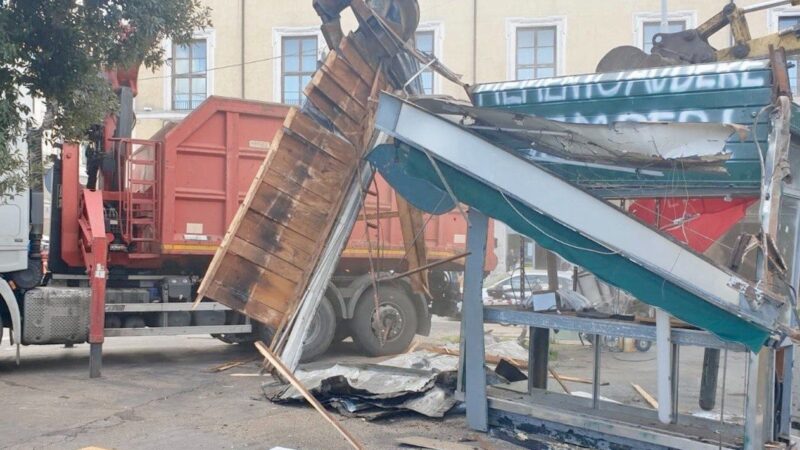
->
[463,208,489,431]
[484,308,747,351]
[104,325,251,337]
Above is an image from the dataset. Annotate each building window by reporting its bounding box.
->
[172,39,207,111]
[515,27,556,80]
[642,20,686,54]
[281,36,318,105]
[415,30,435,94]
[779,16,800,94]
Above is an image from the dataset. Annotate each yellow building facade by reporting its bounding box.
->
[132,0,800,272]
[134,0,800,138]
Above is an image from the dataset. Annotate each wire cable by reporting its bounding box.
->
[499,191,620,256]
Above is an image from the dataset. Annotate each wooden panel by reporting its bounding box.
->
[228,237,304,284]
[261,169,333,211]
[249,186,331,242]
[310,69,368,123]
[321,57,372,107]
[266,132,350,203]
[197,26,397,330]
[284,109,358,165]
[236,210,315,264]
[305,86,363,143]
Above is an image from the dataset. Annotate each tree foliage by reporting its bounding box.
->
[0,0,211,198]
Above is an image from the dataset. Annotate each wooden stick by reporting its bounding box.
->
[209,356,259,373]
[254,341,364,450]
[377,252,470,283]
[631,382,659,409]
[549,367,572,395]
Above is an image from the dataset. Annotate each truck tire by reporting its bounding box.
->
[300,297,337,363]
[351,286,417,357]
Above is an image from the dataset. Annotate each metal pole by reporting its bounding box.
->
[670,343,680,424]
[656,308,672,424]
[463,208,489,432]
[660,0,669,33]
[699,348,720,411]
[530,328,549,390]
[592,333,601,409]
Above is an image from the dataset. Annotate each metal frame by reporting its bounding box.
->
[104,325,251,337]
[458,214,750,449]
[484,308,747,351]
[374,92,785,336]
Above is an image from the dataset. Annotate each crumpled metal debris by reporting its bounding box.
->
[263,352,459,420]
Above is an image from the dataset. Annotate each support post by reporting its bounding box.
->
[744,348,770,449]
[528,251,557,391]
[670,343,680,424]
[699,348,720,411]
[656,308,672,424]
[592,333,601,409]
[530,328,550,390]
[462,208,489,431]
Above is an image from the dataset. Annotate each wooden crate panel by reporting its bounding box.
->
[227,237,304,284]
[198,27,395,329]
[248,186,331,242]
[236,210,315,265]
[261,169,333,211]
[284,110,358,165]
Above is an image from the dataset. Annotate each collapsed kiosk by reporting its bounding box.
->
[369,55,800,449]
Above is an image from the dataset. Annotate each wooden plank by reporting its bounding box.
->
[267,133,351,202]
[204,280,286,327]
[631,383,659,409]
[305,87,363,143]
[198,33,390,336]
[213,255,298,312]
[254,341,365,450]
[310,69,369,123]
[248,186,331,242]
[280,132,348,175]
[228,237,304,284]
[336,39,377,83]
[549,367,572,395]
[209,356,260,373]
[236,210,316,260]
[261,169,333,212]
[193,110,298,309]
[322,57,372,107]
[285,110,358,165]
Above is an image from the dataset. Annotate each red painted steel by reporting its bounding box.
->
[59,144,83,267]
[630,197,756,253]
[157,97,289,255]
[78,189,109,344]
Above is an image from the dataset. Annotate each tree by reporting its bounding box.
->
[0,0,211,198]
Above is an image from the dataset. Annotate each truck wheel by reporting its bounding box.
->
[333,320,351,343]
[352,286,417,357]
[300,297,337,363]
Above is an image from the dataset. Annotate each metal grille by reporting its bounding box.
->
[23,288,90,344]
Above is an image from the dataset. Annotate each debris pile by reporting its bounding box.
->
[263,352,459,420]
